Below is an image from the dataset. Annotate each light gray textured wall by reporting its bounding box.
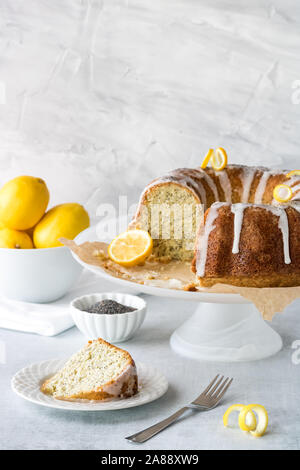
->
[0,0,299,216]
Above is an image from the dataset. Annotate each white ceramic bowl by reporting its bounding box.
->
[0,245,83,303]
[71,292,147,342]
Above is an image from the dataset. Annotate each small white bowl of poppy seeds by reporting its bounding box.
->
[70,292,147,342]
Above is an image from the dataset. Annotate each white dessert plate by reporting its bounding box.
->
[11,360,168,411]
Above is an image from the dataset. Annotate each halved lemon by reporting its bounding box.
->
[286,170,300,178]
[273,184,293,203]
[211,147,228,171]
[201,149,214,169]
[223,404,256,430]
[238,404,268,437]
[108,230,153,267]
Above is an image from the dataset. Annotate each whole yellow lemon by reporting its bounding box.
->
[33,203,90,248]
[0,228,33,249]
[0,176,49,230]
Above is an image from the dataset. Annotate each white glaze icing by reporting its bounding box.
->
[231,204,246,254]
[230,203,291,264]
[143,174,200,198]
[217,169,232,203]
[254,169,283,204]
[199,169,219,201]
[254,171,271,204]
[196,202,227,276]
[291,183,300,200]
[240,167,256,203]
[286,175,300,187]
[262,204,291,265]
[99,362,137,398]
[277,209,291,264]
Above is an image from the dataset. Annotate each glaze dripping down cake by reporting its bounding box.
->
[131,164,300,288]
[41,338,138,401]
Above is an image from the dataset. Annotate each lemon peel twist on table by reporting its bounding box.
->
[223,403,268,438]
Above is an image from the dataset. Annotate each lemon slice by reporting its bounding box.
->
[238,404,268,437]
[108,230,153,267]
[201,149,214,169]
[286,170,300,178]
[273,184,293,203]
[223,404,256,430]
[211,147,227,171]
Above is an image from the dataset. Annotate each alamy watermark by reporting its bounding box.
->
[291,80,300,104]
[291,340,300,365]
[95,196,203,247]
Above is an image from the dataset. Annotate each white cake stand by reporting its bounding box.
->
[73,226,283,362]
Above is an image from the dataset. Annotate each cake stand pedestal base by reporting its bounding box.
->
[170,302,282,362]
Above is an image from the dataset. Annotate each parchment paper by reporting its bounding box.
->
[62,239,300,321]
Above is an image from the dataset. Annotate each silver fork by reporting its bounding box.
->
[125,374,233,443]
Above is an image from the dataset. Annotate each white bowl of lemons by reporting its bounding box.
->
[0,175,90,303]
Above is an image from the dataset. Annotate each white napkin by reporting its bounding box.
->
[0,270,121,336]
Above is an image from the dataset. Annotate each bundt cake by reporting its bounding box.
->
[131,164,300,288]
[41,338,138,401]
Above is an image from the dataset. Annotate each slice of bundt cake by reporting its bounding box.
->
[41,338,138,401]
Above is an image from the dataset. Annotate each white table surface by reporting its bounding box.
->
[1,274,299,451]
